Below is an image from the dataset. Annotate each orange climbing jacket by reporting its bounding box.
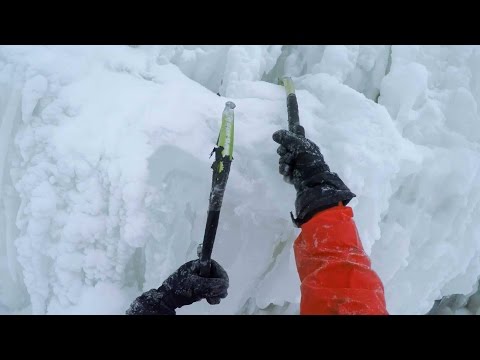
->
[294,204,388,315]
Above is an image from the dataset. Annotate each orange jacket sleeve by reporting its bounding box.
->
[294,205,388,315]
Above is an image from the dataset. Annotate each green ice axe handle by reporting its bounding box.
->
[280,76,302,136]
[199,101,235,277]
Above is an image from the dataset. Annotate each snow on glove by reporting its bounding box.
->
[272,125,356,227]
[126,259,229,315]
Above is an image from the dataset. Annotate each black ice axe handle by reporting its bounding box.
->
[279,76,303,135]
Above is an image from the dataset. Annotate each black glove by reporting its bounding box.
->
[272,125,356,227]
[126,259,229,315]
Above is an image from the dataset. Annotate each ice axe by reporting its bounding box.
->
[197,101,236,277]
[278,76,304,137]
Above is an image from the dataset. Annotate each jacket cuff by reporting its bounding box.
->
[293,186,355,227]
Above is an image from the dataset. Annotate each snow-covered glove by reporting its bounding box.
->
[126,259,229,315]
[272,125,356,227]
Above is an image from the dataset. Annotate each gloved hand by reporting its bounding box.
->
[126,259,229,315]
[272,125,356,227]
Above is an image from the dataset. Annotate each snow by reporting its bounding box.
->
[0,45,480,315]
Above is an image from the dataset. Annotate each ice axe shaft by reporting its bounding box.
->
[198,101,235,277]
[279,76,302,135]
